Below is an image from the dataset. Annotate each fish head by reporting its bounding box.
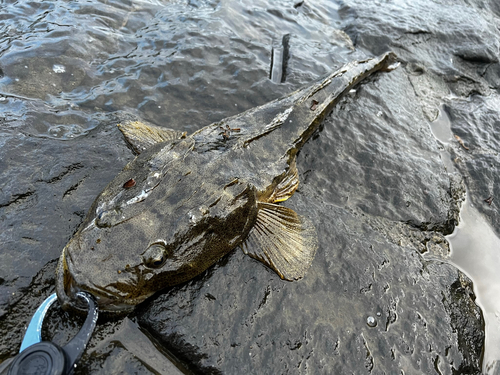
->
[56,141,257,314]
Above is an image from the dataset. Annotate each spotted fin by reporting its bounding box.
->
[241,202,317,280]
[117,120,187,154]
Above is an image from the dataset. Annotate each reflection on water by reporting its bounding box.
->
[429,105,455,172]
[448,197,500,374]
[429,104,453,144]
[432,107,500,373]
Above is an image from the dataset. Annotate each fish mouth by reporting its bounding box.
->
[55,248,140,315]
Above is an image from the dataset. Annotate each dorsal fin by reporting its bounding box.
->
[241,202,317,280]
[117,120,187,154]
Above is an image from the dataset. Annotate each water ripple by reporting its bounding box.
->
[0,0,352,139]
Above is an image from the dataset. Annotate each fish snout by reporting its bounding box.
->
[56,245,145,314]
[55,250,88,314]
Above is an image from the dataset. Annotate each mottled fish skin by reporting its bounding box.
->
[56,52,398,314]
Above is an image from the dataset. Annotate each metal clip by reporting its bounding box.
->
[7,292,98,375]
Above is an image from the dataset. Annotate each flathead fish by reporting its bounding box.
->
[56,52,398,313]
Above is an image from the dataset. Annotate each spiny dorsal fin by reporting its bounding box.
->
[241,202,317,280]
[117,120,187,154]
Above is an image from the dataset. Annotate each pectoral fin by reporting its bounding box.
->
[241,202,317,280]
[118,120,187,154]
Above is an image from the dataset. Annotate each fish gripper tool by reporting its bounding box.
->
[6,292,98,375]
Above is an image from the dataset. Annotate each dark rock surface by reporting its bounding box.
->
[300,68,459,232]
[445,95,500,236]
[336,0,500,234]
[1,0,498,373]
[0,120,132,315]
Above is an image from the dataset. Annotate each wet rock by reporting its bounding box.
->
[445,94,500,236]
[443,274,485,374]
[0,260,58,363]
[0,120,132,317]
[339,0,500,96]
[406,65,450,122]
[301,68,459,234]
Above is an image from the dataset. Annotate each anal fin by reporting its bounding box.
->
[118,120,187,154]
[241,202,317,280]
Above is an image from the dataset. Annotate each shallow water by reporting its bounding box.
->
[0,0,352,140]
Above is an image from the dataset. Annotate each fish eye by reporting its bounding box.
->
[142,243,169,269]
